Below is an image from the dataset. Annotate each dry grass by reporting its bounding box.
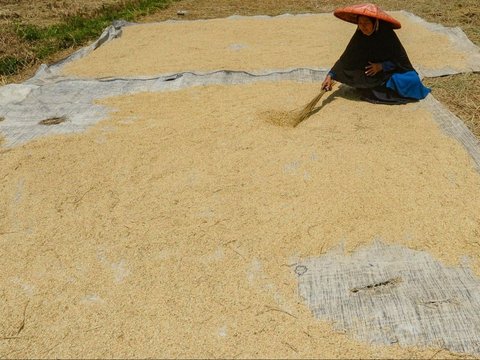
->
[424,73,480,137]
[0,0,479,137]
[0,0,173,83]
[0,0,127,27]
[0,0,118,84]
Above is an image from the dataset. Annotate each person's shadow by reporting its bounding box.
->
[308,84,362,117]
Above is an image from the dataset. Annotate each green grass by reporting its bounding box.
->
[0,0,173,76]
[0,56,23,76]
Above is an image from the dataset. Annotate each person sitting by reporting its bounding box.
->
[321,3,431,104]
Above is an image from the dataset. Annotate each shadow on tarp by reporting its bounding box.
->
[309,84,364,116]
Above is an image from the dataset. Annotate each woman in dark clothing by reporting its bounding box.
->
[322,5,430,104]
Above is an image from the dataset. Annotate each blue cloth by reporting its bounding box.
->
[386,71,431,100]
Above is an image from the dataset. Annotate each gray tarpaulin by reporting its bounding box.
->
[25,12,480,83]
[295,241,480,355]
[1,12,479,151]
[0,70,479,174]
[1,12,480,357]
[0,12,479,151]
[398,11,480,77]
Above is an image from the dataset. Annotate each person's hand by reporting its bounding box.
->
[365,62,383,76]
[322,75,333,91]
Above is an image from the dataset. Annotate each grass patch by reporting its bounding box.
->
[0,56,23,76]
[1,0,173,76]
[424,73,480,138]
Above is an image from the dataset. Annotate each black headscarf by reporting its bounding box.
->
[331,20,415,89]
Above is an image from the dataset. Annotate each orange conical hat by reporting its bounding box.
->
[333,3,401,29]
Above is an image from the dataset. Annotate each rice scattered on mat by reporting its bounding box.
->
[262,110,301,127]
[262,89,327,127]
[1,82,480,358]
[61,13,475,78]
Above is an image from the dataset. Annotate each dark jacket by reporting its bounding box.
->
[330,21,415,89]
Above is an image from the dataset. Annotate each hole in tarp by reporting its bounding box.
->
[0,116,4,122]
[164,74,182,82]
[421,298,458,308]
[350,277,402,293]
[39,116,66,126]
[295,265,308,276]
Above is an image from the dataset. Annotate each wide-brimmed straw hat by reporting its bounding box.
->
[333,3,402,29]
